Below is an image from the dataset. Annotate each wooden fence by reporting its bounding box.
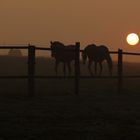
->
[0,43,140,96]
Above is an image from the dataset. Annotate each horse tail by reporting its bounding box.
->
[106,53,113,75]
[81,50,87,64]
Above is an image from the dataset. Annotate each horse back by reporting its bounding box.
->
[84,44,111,61]
[95,45,110,61]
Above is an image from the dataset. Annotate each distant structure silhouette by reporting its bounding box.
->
[82,44,112,76]
[50,41,75,75]
[8,49,22,57]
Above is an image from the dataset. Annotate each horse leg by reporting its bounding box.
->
[55,61,59,75]
[94,62,97,75]
[63,63,66,76]
[88,60,93,76]
[109,66,112,76]
[106,60,112,76]
[99,62,103,75]
[108,61,112,76]
[67,62,71,76]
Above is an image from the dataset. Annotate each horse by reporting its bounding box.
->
[50,41,75,75]
[82,44,112,76]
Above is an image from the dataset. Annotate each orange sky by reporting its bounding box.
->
[0,0,140,53]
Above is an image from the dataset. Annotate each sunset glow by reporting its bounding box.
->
[126,33,139,46]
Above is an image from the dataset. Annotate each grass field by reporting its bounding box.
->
[0,56,140,139]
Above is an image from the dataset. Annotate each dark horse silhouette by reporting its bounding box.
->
[82,44,112,76]
[50,41,75,75]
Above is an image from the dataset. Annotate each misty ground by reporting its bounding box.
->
[0,56,140,139]
[0,91,140,140]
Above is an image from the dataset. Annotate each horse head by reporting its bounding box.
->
[50,41,65,57]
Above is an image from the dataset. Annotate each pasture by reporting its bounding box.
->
[0,56,140,139]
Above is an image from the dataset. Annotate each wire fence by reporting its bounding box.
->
[0,43,140,96]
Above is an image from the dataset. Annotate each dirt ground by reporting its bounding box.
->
[0,90,140,140]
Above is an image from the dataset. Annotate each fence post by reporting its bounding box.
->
[75,42,80,95]
[118,49,123,93]
[28,45,35,97]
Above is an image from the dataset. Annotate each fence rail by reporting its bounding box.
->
[0,46,28,49]
[0,44,140,96]
[1,75,140,79]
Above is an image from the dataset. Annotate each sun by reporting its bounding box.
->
[126,33,139,46]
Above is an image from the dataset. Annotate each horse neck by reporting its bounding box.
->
[82,51,88,61]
